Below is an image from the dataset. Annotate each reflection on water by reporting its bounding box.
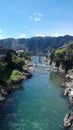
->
[0,56,69,130]
[50,72,64,87]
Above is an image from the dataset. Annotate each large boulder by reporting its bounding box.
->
[64,112,73,127]
[64,87,71,96]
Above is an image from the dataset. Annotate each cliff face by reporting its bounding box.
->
[50,42,73,73]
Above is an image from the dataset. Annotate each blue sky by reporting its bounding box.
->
[0,0,73,38]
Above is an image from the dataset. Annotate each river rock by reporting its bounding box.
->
[65,74,73,80]
[64,87,71,96]
[68,88,73,104]
[64,112,73,128]
[63,87,73,105]
[0,94,6,101]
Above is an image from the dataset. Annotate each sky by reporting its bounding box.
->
[0,0,73,39]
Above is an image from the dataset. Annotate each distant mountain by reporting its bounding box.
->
[0,35,73,52]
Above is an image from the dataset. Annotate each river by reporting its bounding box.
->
[0,56,70,130]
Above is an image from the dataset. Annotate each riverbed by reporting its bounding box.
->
[0,56,70,130]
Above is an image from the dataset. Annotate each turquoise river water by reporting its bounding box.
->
[0,56,70,130]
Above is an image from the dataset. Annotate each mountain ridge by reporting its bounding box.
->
[0,35,73,52]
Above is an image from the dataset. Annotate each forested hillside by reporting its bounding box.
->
[0,35,73,52]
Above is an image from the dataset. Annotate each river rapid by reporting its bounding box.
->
[0,56,69,130]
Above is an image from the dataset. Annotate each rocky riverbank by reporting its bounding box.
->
[0,69,32,102]
[64,112,73,128]
[62,73,73,105]
[62,71,73,129]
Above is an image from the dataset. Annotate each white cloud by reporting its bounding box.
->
[34,12,37,15]
[29,16,33,20]
[54,33,66,37]
[38,13,43,17]
[29,12,43,22]
[54,33,61,37]
[34,17,41,21]
[19,33,26,38]
[34,12,42,17]
[23,25,27,28]
[48,33,66,37]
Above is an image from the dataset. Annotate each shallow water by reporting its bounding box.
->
[0,56,69,130]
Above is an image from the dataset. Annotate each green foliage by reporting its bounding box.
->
[50,42,73,72]
[54,48,67,63]
[26,35,73,52]
[5,50,25,70]
[12,53,25,70]
[5,50,15,64]
[9,70,25,82]
[0,35,73,53]
[0,62,7,72]
[11,70,23,75]
[17,51,31,60]
[0,49,31,85]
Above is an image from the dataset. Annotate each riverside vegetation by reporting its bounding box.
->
[50,41,73,129]
[0,49,32,101]
[50,42,73,73]
[1,38,73,129]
